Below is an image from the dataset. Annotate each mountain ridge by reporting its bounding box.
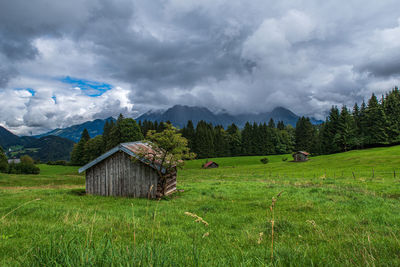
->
[35,117,116,142]
[136,105,322,128]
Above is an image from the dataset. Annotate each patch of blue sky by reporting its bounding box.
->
[14,88,36,96]
[60,76,113,97]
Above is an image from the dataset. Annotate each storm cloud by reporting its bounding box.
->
[1,0,400,134]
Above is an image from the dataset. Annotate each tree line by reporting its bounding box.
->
[70,114,143,165]
[142,119,296,159]
[296,87,400,154]
[0,148,40,174]
[72,87,400,164]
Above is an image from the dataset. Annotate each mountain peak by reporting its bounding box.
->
[136,105,301,128]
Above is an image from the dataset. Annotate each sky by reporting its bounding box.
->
[1,0,400,135]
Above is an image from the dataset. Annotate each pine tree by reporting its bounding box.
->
[0,146,8,173]
[268,118,275,129]
[70,128,91,165]
[181,120,195,152]
[194,121,215,158]
[226,123,242,156]
[295,117,315,152]
[335,106,355,151]
[84,135,104,163]
[320,106,340,153]
[102,120,115,152]
[358,101,368,147]
[241,122,253,156]
[365,94,388,145]
[384,87,400,143]
[277,121,285,131]
[107,116,144,150]
[214,125,230,157]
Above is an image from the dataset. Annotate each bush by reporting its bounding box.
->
[282,157,288,162]
[8,155,40,174]
[47,160,67,166]
[260,157,269,164]
[0,146,8,173]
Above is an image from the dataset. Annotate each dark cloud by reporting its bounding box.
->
[0,0,400,134]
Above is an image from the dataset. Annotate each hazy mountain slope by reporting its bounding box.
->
[136,105,310,128]
[35,117,115,142]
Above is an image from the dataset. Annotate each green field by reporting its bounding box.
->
[1,146,400,266]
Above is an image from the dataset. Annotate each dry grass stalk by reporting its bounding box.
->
[270,191,283,261]
[257,232,264,244]
[202,232,209,238]
[184,212,209,226]
[1,198,41,221]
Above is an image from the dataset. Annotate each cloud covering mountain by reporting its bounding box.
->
[1,0,400,135]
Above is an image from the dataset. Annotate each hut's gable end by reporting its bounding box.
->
[86,151,159,198]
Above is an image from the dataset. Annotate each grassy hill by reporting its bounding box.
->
[0,146,399,265]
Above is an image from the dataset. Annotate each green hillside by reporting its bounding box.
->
[0,146,399,266]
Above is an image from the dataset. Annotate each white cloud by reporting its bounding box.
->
[1,0,400,134]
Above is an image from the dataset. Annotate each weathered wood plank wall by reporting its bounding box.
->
[85,151,160,198]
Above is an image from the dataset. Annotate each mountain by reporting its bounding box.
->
[0,125,74,162]
[0,126,21,149]
[136,105,316,128]
[137,105,237,128]
[0,126,36,150]
[23,136,75,162]
[35,117,115,142]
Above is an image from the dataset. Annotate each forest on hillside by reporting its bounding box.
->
[71,88,400,165]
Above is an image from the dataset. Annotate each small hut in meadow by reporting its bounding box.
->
[79,142,176,198]
[203,161,219,169]
[292,151,310,162]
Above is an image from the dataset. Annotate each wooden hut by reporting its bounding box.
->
[292,151,310,162]
[79,142,176,198]
[203,161,219,169]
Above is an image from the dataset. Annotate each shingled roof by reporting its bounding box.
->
[78,141,166,174]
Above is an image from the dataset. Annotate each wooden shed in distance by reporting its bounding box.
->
[79,142,176,199]
[203,161,219,169]
[292,151,310,162]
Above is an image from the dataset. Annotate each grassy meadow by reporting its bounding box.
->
[1,146,400,266]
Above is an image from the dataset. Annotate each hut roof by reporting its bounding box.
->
[79,141,167,174]
[294,151,310,156]
[204,161,218,168]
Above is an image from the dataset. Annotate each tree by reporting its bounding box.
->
[334,106,355,151]
[295,117,315,152]
[384,87,400,143]
[241,122,253,156]
[84,135,104,162]
[8,155,40,174]
[226,123,242,156]
[213,125,230,157]
[365,94,388,145]
[181,120,195,151]
[320,106,340,154]
[102,120,115,152]
[71,128,91,165]
[194,121,215,158]
[136,124,195,197]
[107,115,144,150]
[0,146,8,173]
